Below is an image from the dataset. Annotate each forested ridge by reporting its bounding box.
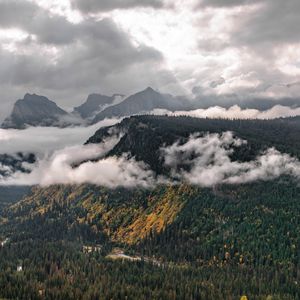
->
[87,115,300,174]
[0,115,300,299]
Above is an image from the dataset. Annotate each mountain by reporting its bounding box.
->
[87,115,300,174]
[1,115,300,299]
[73,93,125,120]
[1,179,299,298]
[91,87,192,123]
[1,93,71,129]
[0,186,31,212]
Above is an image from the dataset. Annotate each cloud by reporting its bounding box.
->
[161,132,300,186]
[210,77,225,88]
[0,162,16,178]
[1,123,299,188]
[0,16,165,87]
[170,0,300,100]
[0,118,121,156]
[0,1,37,26]
[152,105,300,119]
[0,0,300,120]
[286,81,300,89]
[1,136,155,188]
[231,0,300,46]
[71,0,165,13]
[198,0,261,8]
[0,0,77,45]
[0,0,177,119]
[4,130,298,188]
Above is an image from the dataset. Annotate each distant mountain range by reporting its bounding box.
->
[91,87,193,124]
[2,87,300,129]
[1,88,194,129]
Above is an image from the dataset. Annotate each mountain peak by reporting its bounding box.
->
[20,93,54,105]
[24,93,33,99]
[1,94,68,129]
[73,93,116,119]
[144,87,156,93]
[23,93,43,99]
[91,87,188,124]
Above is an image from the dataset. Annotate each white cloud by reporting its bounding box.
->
[1,128,299,188]
[161,132,300,186]
[0,118,121,156]
[152,105,300,120]
[1,136,155,188]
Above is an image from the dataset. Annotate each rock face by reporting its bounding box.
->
[92,87,191,123]
[1,93,69,129]
[73,93,124,120]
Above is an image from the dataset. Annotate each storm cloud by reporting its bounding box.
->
[0,0,300,120]
[0,0,176,121]
[71,0,165,13]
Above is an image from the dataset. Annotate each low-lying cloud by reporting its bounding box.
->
[162,132,300,186]
[1,134,155,188]
[152,105,300,120]
[0,118,121,157]
[1,129,299,188]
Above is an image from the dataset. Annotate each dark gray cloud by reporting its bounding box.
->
[199,0,264,7]
[194,0,300,103]
[0,0,77,45]
[210,77,225,88]
[233,0,300,46]
[0,1,36,25]
[199,0,300,47]
[198,0,300,48]
[0,0,299,121]
[0,0,177,120]
[71,0,165,13]
[0,17,168,89]
[199,0,258,8]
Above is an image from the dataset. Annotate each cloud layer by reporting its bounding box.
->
[1,0,300,119]
[0,0,176,121]
[152,105,300,120]
[1,130,299,188]
[1,136,155,188]
[0,118,120,156]
[71,0,165,13]
[162,132,300,186]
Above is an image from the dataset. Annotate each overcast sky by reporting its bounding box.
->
[0,0,300,120]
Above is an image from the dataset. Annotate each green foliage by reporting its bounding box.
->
[88,115,300,174]
[1,115,300,299]
[0,179,299,299]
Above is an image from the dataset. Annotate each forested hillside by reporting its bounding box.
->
[0,115,300,299]
[87,115,300,174]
